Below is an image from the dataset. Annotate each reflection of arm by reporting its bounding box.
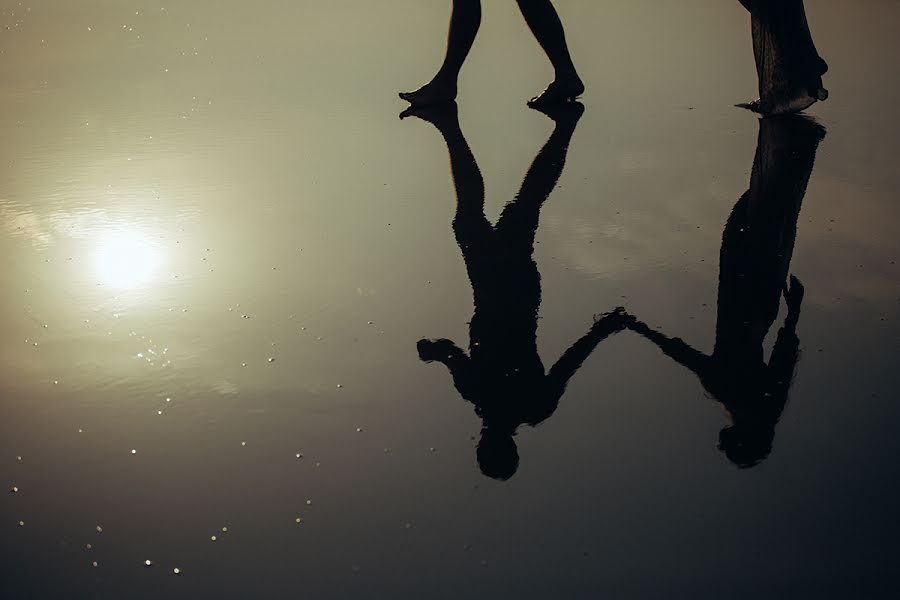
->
[417,338,476,404]
[628,320,709,379]
[768,275,803,388]
[546,310,625,395]
[768,324,799,394]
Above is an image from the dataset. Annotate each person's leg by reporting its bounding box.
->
[400,0,482,106]
[737,0,828,115]
[515,0,584,106]
[496,102,583,249]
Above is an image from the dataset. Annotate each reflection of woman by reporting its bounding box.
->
[400,0,583,108]
[626,116,826,467]
[738,0,829,114]
[403,102,625,479]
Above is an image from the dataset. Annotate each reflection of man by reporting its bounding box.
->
[738,1,829,114]
[403,102,625,479]
[626,115,826,467]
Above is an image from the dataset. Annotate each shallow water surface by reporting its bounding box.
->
[2,1,899,598]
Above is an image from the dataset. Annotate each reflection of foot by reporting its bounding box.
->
[527,76,584,108]
[399,102,459,135]
[530,99,584,126]
[399,80,457,107]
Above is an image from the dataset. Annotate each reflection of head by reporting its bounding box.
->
[477,427,519,480]
[718,425,774,469]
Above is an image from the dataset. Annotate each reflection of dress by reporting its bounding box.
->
[738,0,828,104]
[629,116,826,468]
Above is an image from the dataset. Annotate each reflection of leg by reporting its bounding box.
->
[399,103,486,224]
[738,0,828,114]
[400,103,492,290]
[516,0,584,106]
[496,102,583,249]
[400,0,481,106]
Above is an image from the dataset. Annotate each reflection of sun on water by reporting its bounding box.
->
[94,232,162,289]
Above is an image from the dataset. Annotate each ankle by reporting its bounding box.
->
[554,68,581,84]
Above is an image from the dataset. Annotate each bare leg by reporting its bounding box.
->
[516,0,584,106]
[496,102,583,248]
[400,0,482,106]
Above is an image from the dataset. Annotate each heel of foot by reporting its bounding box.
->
[527,80,585,108]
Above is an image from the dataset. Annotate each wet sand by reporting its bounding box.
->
[1,1,899,598]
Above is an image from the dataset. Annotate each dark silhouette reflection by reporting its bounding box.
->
[399,0,583,108]
[626,115,826,467]
[737,0,829,115]
[403,102,625,479]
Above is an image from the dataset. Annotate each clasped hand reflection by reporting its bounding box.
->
[403,102,825,478]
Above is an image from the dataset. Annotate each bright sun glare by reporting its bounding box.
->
[94,232,162,289]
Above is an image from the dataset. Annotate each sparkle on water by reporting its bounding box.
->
[93,230,163,289]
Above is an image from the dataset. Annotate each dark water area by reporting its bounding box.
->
[2,1,899,598]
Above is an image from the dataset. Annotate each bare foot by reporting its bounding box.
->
[738,86,828,116]
[399,80,457,107]
[527,75,584,108]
